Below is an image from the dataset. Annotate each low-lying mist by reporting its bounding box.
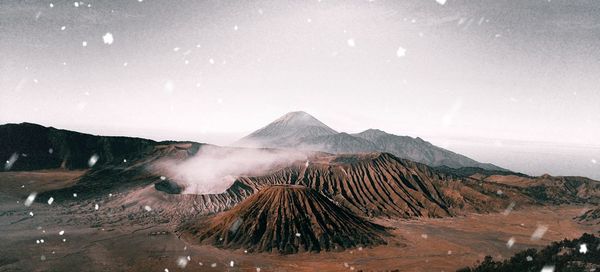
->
[154,145,307,194]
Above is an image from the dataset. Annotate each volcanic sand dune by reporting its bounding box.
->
[179,185,388,254]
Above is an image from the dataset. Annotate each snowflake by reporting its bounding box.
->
[541,265,555,272]
[506,237,515,248]
[531,225,548,241]
[435,0,447,5]
[88,154,99,167]
[59,230,65,235]
[102,33,114,45]
[347,38,356,47]
[24,192,37,207]
[82,41,87,47]
[94,204,99,210]
[579,244,588,254]
[176,256,188,268]
[396,46,406,57]
[47,197,54,205]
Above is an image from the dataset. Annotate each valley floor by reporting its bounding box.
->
[0,171,596,272]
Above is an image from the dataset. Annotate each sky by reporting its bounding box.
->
[1,0,599,178]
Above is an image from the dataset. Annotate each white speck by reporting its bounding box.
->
[344,262,349,268]
[94,204,99,210]
[307,18,312,23]
[33,79,38,84]
[396,46,407,57]
[507,237,515,248]
[48,148,53,154]
[541,265,555,272]
[173,47,180,52]
[209,58,215,64]
[496,190,503,195]
[211,263,217,268]
[29,211,34,216]
[50,3,54,8]
[495,33,502,38]
[40,255,46,261]
[108,193,113,197]
[526,255,533,261]
[435,0,447,5]
[184,60,189,65]
[217,98,223,104]
[502,202,516,216]
[36,240,40,244]
[186,256,191,261]
[73,193,77,198]
[102,32,114,45]
[421,234,428,239]
[62,238,66,242]
[233,25,239,31]
[592,159,597,164]
[447,250,452,255]
[59,230,65,235]
[164,269,169,272]
[74,2,79,7]
[82,41,87,47]
[347,38,355,47]
[4,153,18,170]
[531,225,548,241]
[258,8,263,15]
[160,176,166,180]
[88,154,99,167]
[176,256,188,268]
[60,26,66,31]
[144,205,152,212]
[123,159,127,163]
[40,239,45,243]
[138,0,143,2]
[123,62,128,67]
[24,192,37,207]
[305,160,309,167]
[230,261,234,267]
[579,244,588,254]
[256,268,261,272]
[295,233,301,237]
[47,197,54,205]
[164,80,174,93]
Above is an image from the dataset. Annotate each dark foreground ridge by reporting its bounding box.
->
[178,185,388,254]
[458,233,600,272]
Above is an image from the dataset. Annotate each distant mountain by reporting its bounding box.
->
[235,112,505,171]
[0,122,200,171]
[236,111,338,147]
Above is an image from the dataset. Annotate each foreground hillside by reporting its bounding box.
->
[459,233,600,272]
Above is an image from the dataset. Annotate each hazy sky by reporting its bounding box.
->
[1,0,599,177]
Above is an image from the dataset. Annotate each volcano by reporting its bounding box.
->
[179,185,388,254]
[235,111,504,171]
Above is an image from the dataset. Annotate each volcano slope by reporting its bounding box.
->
[179,185,388,254]
[37,146,600,227]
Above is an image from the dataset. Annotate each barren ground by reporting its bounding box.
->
[0,170,595,272]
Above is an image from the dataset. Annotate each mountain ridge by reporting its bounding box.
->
[236,112,505,171]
